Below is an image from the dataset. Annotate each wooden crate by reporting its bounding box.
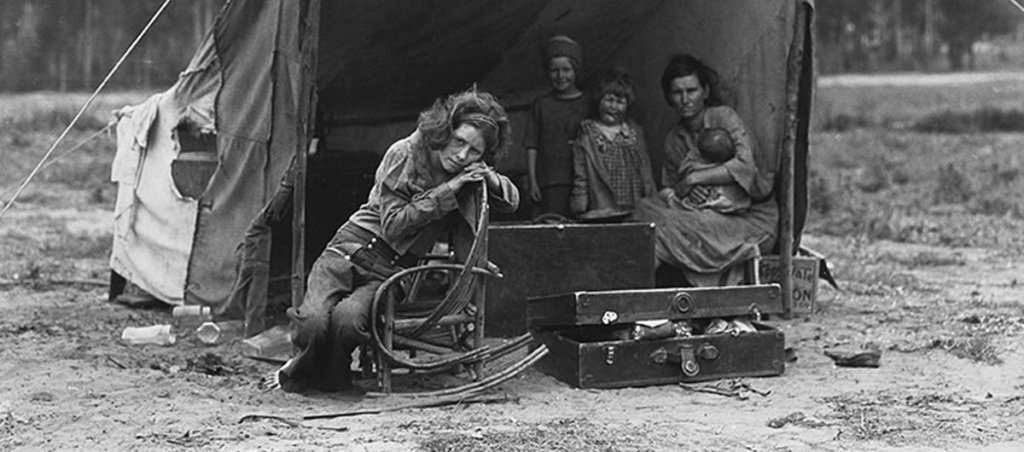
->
[756,255,819,314]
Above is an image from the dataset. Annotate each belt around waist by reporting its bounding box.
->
[329,225,419,269]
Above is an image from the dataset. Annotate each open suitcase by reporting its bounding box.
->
[528,284,786,389]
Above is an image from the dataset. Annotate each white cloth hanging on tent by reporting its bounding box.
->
[109,92,204,305]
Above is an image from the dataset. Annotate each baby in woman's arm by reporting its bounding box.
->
[670,128,751,213]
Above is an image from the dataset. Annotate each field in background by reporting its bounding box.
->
[809,74,1024,254]
[0,92,149,284]
[0,91,149,208]
[816,73,1024,130]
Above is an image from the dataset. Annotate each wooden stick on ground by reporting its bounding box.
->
[0,279,107,287]
[238,393,516,427]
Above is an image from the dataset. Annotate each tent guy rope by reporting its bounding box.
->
[0,0,173,221]
[0,120,116,201]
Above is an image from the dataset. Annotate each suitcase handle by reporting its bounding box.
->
[649,343,719,377]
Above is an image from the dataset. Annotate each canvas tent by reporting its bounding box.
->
[110,0,814,314]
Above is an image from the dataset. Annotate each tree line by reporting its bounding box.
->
[1,0,1022,93]
[817,0,1023,73]
[0,0,217,92]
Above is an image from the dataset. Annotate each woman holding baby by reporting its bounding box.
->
[633,54,779,287]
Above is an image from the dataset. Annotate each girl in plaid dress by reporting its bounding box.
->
[570,68,655,219]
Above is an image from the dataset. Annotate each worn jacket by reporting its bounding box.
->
[343,130,519,262]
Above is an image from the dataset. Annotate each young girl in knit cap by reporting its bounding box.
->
[524,35,590,219]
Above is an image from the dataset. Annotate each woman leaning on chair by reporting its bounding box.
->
[271,88,520,393]
[632,54,779,287]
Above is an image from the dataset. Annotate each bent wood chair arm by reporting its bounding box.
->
[369,182,494,374]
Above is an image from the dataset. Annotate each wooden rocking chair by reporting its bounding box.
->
[368,182,546,396]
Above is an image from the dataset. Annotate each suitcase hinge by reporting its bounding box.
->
[603,345,616,365]
[577,294,590,309]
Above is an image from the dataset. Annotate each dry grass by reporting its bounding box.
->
[0,91,151,207]
[0,92,149,130]
[808,77,1024,251]
[821,391,998,445]
[928,336,1002,365]
[814,78,1024,130]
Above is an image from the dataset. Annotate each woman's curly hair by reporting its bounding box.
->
[417,87,511,165]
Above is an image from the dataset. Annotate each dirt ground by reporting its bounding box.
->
[3,75,1024,451]
[1,212,1023,452]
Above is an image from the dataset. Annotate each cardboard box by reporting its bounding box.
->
[756,256,819,314]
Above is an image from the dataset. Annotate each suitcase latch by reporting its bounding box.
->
[679,343,700,376]
[673,292,694,313]
[603,345,616,365]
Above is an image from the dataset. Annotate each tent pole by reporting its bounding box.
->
[780,149,794,319]
[780,151,794,318]
[291,0,320,309]
[291,139,312,308]
[779,0,811,319]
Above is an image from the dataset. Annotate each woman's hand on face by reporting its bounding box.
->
[452,162,501,193]
[474,162,503,192]
[447,164,486,192]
